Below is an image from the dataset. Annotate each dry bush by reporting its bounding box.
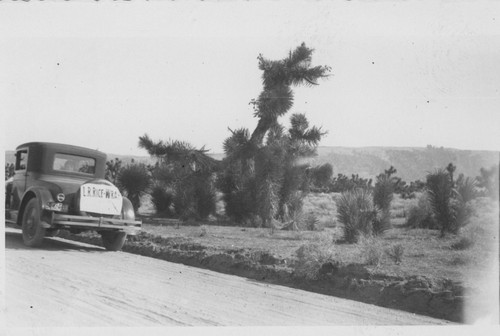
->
[451,219,482,250]
[385,243,405,264]
[294,241,336,280]
[358,236,384,266]
[199,225,208,237]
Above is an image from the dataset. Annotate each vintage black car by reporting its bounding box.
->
[5,142,141,251]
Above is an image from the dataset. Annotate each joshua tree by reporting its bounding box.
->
[219,43,330,228]
[116,163,151,212]
[105,158,123,185]
[138,134,218,220]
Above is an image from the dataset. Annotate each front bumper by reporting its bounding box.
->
[50,213,142,235]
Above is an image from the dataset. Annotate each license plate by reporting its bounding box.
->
[46,202,67,212]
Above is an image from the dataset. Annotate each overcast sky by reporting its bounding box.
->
[2,1,499,157]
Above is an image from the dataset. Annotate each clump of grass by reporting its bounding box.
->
[199,225,208,237]
[386,243,405,264]
[294,242,336,280]
[358,236,384,266]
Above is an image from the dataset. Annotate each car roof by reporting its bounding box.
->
[16,142,107,157]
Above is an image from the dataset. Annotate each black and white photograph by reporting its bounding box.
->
[1,0,499,333]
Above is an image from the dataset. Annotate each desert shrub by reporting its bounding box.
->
[117,163,152,211]
[450,236,474,250]
[280,190,306,229]
[139,134,218,221]
[386,243,405,264]
[426,169,460,235]
[372,210,391,235]
[294,242,336,280]
[373,174,394,211]
[105,157,123,185]
[476,164,499,199]
[150,185,174,216]
[405,192,438,229]
[451,222,480,250]
[398,180,426,199]
[358,236,383,266]
[426,168,479,236]
[193,176,217,220]
[329,173,373,193]
[303,212,321,231]
[199,225,208,237]
[456,175,479,204]
[171,171,217,221]
[309,163,333,191]
[5,163,14,180]
[336,188,377,243]
[372,172,398,234]
[217,170,258,223]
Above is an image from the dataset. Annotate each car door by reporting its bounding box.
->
[11,148,29,209]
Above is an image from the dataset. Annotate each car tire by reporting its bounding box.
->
[22,198,46,247]
[100,231,127,251]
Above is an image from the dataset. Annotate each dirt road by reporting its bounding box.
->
[4,227,451,326]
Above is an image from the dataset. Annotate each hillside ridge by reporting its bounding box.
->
[5,146,498,182]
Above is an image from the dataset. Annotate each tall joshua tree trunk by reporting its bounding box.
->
[250,44,330,226]
[221,43,331,228]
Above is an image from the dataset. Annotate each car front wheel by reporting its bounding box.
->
[100,231,127,251]
[22,198,46,247]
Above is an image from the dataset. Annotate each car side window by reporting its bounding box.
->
[15,150,28,170]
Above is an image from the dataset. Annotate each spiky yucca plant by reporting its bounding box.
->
[336,188,378,243]
[455,175,479,204]
[116,163,152,212]
[426,169,454,236]
[372,174,395,234]
[426,168,478,236]
[150,184,174,216]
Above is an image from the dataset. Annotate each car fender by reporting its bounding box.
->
[18,187,56,227]
[121,197,136,220]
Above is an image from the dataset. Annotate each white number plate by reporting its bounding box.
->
[80,183,123,215]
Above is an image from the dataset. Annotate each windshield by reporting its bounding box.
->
[53,153,96,175]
